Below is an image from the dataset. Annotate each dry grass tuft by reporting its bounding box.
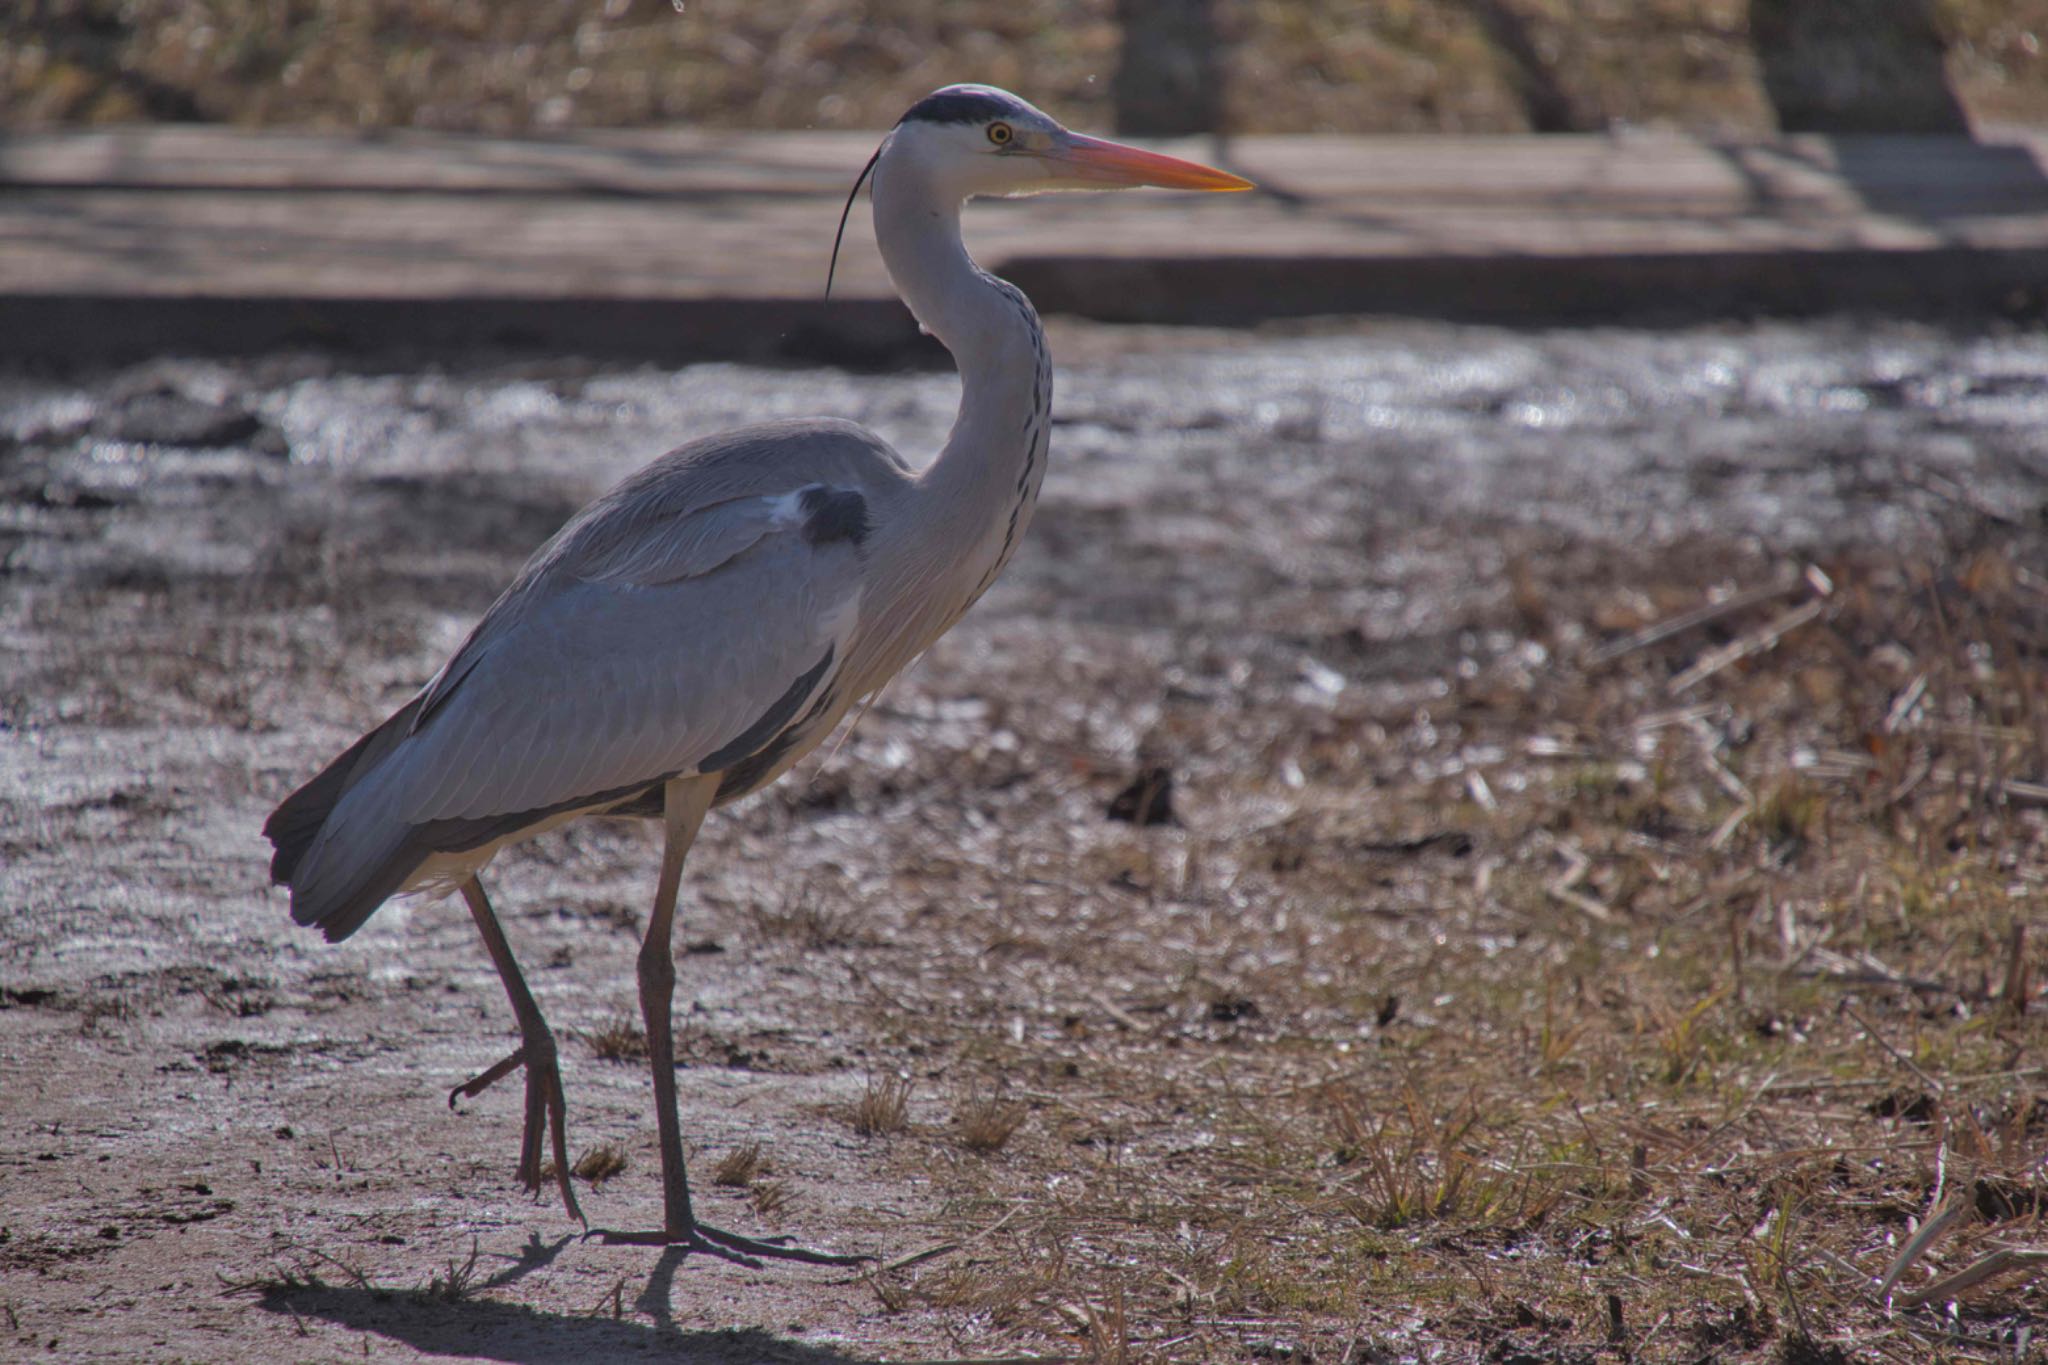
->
[1321,1083,1559,1232]
[749,1180,795,1222]
[1755,773,1826,853]
[751,900,859,951]
[421,1238,482,1304]
[1078,1287,1133,1364]
[581,1016,645,1064]
[850,1074,912,1138]
[571,1143,627,1185]
[954,1095,1028,1154]
[751,871,864,951]
[710,1143,763,1188]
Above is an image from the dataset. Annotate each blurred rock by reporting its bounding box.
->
[96,387,283,453]
[1106,765,1178,827]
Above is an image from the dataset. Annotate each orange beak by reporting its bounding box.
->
[1043,132,1254,192]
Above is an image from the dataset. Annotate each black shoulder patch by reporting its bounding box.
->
[899,87,1021,127]
[798,485,871,548]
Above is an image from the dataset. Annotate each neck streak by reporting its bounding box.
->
[857,144,1053,686]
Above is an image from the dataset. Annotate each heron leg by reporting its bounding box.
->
[637,777,716,1238]
[454,875,582,1228]
[626,777,866,1265]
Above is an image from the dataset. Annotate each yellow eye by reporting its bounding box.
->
[986,122,1013,146]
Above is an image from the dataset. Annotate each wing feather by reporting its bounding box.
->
[274,417,906,939]
[397,506,859,823]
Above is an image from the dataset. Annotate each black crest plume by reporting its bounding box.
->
[825,143,884,300]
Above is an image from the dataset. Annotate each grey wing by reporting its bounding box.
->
[281,479,867,934]
[404,503,861,821]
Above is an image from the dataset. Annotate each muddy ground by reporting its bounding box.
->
[4,319,2048,1362]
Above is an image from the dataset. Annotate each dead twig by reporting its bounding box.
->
[877,1241,960,1275]
[1790,949,1964,999]
[2002,778,2048,809]
[1088,990,1149,1032]
[1896,1246,2048,1309]
[842,1203,1021,1287]
[1589,573,1802,665]
[1545,840,1614,923]
[1840,1000,1949,1098]
[1882,673,1929,734]
[1669,598,1828,695]
[276,1242,375,1291]
[2001,924,2030,1016]
[1768,1066,2042,1097]
[584,1276,626,1320]
[1877,1192,1975,1304]
[1899,465,2022,526]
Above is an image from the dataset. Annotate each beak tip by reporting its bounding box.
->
[1057,132,1258,194]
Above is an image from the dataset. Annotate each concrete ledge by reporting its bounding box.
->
[2,295,945,369]
[17,242,2044,371]
[1005,247,2048,327]
[7,127,2048,361]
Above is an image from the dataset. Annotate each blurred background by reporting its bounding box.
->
[6,0,2047,137]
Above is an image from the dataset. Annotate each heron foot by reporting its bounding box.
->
[596,1220,869,1266]
[687,1220,870,1265]
[448,1035,584,1228]
[448,1048,527,1106]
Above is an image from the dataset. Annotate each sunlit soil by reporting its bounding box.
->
[3,320,2046,1361]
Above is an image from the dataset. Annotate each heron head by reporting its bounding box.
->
[826,84,1251,298]
[883,83,1252,198]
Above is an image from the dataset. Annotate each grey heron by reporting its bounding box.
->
[264,84,1251,1261]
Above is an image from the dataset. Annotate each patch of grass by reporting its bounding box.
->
[710,1143,763,1188]
[910,1262,1046,1328]
[581,1016,645,1064]
[820,534,2048,1360]
[421,1237,482,1304]
[571,1143,627,1186]
[1077,1287,1133,1364]
[749,1180,794,1222]
[1320,1084,1557,1232]
[1653,988,1734,1087]
[955,1095,1028,1154]
[750,878,862,951]
[1756,774,1825,854]
[850,1074,911,1138]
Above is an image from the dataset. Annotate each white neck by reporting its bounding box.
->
[853,140,1053,688]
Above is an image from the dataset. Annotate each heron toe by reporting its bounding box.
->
[522,1045,583,1226]
[597,1218,868,1266]
[448,1034,583,1226]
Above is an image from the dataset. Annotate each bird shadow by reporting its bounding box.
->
[249,1238,880,1364]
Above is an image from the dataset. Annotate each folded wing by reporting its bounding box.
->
[269,476,869,941]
